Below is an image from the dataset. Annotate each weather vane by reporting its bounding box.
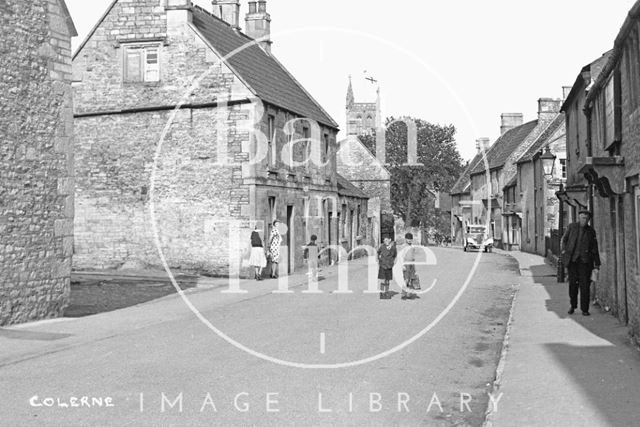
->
[363,70,378,84]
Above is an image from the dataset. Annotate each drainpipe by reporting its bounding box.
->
[583,105,595,215]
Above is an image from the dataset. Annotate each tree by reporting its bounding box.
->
[360,117,464,236]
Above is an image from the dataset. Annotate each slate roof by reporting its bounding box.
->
[191,6,338,129]
[516,114,565,164]
[450,153,483,194]
[561,51,612,112]
[469,120,538,176]
[337,174,368,199]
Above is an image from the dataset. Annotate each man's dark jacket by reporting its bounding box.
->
[561,223,601,267]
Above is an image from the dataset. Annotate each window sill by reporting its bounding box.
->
[122,81,162,87]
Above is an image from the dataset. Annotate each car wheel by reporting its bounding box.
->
[463,246,467,252]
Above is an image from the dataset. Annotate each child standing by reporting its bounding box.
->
[303,235,319,281]
[401,232,421,300]
[377,235,397,299]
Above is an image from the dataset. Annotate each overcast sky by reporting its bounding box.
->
[66,0,636,161]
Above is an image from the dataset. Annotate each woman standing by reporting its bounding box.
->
[249,225,267,280]
[268,219,283,278]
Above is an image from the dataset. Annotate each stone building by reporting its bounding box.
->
[449,139,489,246]
[559,52,611,222]
[466,100,563,249]
[564,0,640,343]
[0,0,77,325]
[512,114,566,255]
[72,0,356,277]
[337,135,391,249]
[345,76,381,137]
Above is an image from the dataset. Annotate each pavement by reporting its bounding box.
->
[487,249,640,427]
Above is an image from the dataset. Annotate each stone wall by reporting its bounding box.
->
[0,0,75,325]
[72,2,340,277]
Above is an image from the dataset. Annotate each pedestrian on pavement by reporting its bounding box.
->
[378,234,397,299]
[401,232,421,300]
[561,210,601,316]
[249,224,267,280]
[303,234,319,281]
[268,219,283,279]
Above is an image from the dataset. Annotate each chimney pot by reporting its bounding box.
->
[214,0,240,29]
[245,0,272,53]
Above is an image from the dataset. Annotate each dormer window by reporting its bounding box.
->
[124,44,160,83]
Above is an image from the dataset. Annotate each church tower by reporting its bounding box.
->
[346,75,379,136]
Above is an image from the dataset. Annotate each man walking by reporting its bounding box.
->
[561,211,601,316]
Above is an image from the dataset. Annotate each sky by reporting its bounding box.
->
[65,0,637,161]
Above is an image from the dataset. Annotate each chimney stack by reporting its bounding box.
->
[213,0,240,29]
[165,0,192,32]
[562,86,572,101]
[500,113,523,135]
[538,98,562,123]
[245,1,272,53]
[476,137,491,154]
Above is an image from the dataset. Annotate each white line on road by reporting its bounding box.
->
[320,333,326,354]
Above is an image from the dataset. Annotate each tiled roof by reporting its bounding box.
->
[191,6,338,129]
[337,174,368,199]
[470,120,538,176]
[450,153,483,194]
[516,114,565,164]
[561,50,612,112]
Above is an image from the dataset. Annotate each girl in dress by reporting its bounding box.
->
[268,220,283,278]
[249,225,267,280]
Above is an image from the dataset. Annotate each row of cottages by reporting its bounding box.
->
[506,112,567,255]
[465,100,563,250]
[0,0,77,326]
[561,1,640,343]
[71,0,369,278]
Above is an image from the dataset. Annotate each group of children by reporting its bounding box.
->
[301,232,421,300]
[378,232,421,300]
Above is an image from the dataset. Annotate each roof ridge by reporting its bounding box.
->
[191,4,257,44]
[516,114,565,164]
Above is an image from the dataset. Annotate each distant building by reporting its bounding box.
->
[345,76,381,137]
[449,139,489,246]
[513,114,566,255]
[463,99,562,249]
[0,0,77,325]
[72,0,364,276]
[337,135,391,249]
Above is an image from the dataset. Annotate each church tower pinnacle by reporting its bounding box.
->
[346,75,354,109]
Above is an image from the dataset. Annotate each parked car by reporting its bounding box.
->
[463,225,494,252]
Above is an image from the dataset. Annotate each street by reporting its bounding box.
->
[0,247,518,426]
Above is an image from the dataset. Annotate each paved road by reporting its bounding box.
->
[0,247,520,426]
